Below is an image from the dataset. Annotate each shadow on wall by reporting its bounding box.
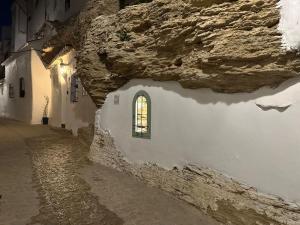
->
[20,52,33,123]
[73,96,97,123]
[118,77,300,106]
[50,65,63,127]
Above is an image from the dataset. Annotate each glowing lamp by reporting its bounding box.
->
[60,63,70,75]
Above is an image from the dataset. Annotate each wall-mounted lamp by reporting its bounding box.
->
[60,62,71,76]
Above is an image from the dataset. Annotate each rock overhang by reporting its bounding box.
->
[44,0,300,106]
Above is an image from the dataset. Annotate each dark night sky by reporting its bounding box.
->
[0,0,12,27]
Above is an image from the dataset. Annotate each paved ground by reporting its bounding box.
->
[0,118,221,225]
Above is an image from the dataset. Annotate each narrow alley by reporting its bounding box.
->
[0,119,220,225]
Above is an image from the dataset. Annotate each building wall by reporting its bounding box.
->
[46,0,86,22]
[11,2,27,51]
[27,0,86,41]
[31,50,52,124]
[10,0,87,46]
[0,49,95,131]
[0,50,52,124]
[0,26,11,62]
[97,78,300,203]
[49,64,63,128]
[49,50,97,135]
[0,52,33,123]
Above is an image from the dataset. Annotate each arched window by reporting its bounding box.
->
[132,91,151,138]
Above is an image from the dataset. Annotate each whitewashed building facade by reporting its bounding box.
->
[0,0,96,135]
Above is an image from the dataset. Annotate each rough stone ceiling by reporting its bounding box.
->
[46,0,300,106]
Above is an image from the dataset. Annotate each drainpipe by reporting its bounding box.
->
[26,0,29,42]
[45,0,48,21]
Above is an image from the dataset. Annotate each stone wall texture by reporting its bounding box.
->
[75,0,300,106]
[89,128,300,225]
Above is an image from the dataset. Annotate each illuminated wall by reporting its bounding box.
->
[0,52,33,122]
[48,50,97,135]
[0,50,51,124]
[97,78,300,203]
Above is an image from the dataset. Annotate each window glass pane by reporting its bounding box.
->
[133,91,151,138]
[135,96,148,134]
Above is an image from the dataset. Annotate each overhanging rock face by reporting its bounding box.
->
[77,0,300,106]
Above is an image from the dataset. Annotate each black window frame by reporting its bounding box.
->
[65,0,71,11]
[35,0,39,8]
[53,0,57,10]
[19,77,25,98]
[132,90,151,139]
[9,84,14,98]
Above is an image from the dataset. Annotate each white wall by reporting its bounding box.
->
[278,0,300,50]
[0,52,33,122]
[0,49,51,125]
[49,50,96,135]
[0,48,95,131]
[31,50,52,124]
[11,3,27,51]
[27,0,86,41]
[46,0,86,22]
[97,79,300,203]
[27,0,46,41]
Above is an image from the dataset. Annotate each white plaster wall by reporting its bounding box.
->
[278,0,300,50]
[0,52,33,123]
[49,64,62,128]
[27,0,46,41]
[98,79,300,203]
[27,0,86,41]
[31,50,52,124]
[0,49,95,131]
[46,0,86,22]
[12,4,27,51]
[64,86,97,136]
[49,51,96,135]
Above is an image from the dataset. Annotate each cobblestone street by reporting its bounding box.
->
[0,119,220,225]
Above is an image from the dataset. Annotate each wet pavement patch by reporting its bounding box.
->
[25,131,124,225]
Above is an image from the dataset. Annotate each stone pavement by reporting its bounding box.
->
[0,118,221,225]
[81,164,221,225]
[0,119,45,225]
